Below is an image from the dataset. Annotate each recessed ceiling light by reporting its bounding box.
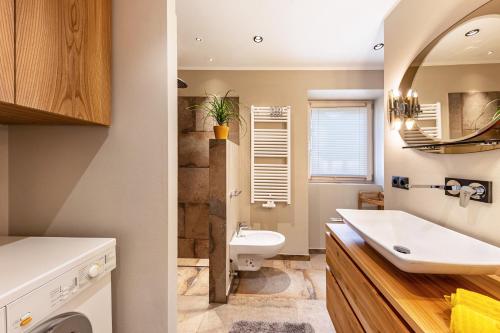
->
[488,50,494,55]
[465,29,480,37]
[208,58,214,62]
[373,43,384,51]
[253,35,264,43]
[195,37,203,42]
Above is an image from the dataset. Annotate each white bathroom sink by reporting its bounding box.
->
[336,209,500,275]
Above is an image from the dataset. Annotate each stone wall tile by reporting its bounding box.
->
[185,203,209,239]
[178,132,213,168]
[178,238,195,258]
[178,168,209,203]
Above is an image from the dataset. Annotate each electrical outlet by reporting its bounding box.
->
[392,176,410,190]
[392,176,400,188]
[399,177,409,189]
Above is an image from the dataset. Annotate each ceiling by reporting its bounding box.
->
[177,0,400,70]
[424,14,500,66]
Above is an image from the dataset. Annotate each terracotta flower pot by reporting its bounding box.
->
[213,125,229,139]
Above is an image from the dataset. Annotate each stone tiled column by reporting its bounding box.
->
[209,139,228,303]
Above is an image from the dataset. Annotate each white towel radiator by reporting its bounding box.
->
[251,106,291,205]
[417,102,442,139]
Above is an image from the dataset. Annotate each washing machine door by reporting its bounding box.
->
[28,312,92,333]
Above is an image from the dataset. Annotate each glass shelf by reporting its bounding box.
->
[402,139,500,150]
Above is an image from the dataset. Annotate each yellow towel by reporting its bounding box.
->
[447,288,500,333]
[447,288,500,320]
[450,304,500,333]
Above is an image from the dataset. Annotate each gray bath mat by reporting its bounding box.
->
[229,320,315,333]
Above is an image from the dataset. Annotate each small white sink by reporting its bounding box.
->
[336,209,500,275]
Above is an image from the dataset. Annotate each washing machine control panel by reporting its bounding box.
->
[6,246,116,333]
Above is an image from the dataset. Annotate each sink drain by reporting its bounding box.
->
[393,245,411,254]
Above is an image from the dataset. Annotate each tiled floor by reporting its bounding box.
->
[177,258,210,267]
[177,254,335,333]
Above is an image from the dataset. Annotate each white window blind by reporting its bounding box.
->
[310,106,371,180]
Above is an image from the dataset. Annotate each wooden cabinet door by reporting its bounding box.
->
[15,0,111,125]
[0,0,14,104]
[326,268,364,333]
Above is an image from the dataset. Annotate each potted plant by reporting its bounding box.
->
[190,90,244,139]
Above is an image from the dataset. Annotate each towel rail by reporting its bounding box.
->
[251,106,291,205]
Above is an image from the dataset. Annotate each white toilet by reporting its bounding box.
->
[230,229,286,271]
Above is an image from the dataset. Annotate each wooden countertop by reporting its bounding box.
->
[326,223,500,333]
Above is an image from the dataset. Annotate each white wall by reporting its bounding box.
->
[308,183,382,249]
[385,0,500,247]
[7,0,178,332]
[166,0,178,330]
[0,126,6,236]
[226,141,239,294]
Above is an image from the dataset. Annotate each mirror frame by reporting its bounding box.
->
[397,0,500,154]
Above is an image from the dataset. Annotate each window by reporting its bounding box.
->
[309,101,373,183]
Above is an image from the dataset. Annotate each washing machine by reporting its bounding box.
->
[0,237,116,333]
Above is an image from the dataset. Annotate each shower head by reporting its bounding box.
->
[177,78,188,89]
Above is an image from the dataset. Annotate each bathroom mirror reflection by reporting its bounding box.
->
[399,5,500,154]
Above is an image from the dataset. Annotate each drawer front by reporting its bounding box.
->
[326,268,364,333]
[326,232,411,333]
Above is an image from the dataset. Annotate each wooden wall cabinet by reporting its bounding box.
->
[0,0,14,105]
[0,0,111,125]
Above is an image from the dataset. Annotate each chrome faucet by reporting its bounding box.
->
[236,222,249,237]
[407,183,486,208]
[458,185,485,207]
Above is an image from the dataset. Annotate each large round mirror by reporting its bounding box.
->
[396,1,500,154]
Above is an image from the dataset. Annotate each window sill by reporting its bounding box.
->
[309,177,374,185]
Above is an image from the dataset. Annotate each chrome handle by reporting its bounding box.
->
[470,183,486,200]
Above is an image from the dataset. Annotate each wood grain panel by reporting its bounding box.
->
[326,231,411,333]
[0,0,14,103]
[326,224,500,333]
[326,268,364,333]
[0,101,98,124]
[15,0,111,125]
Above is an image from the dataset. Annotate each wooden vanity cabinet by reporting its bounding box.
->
[0,0,111,125]
[325,223,500,333]
[326,228,410,333]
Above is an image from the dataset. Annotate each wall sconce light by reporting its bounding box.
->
[388,89,421,130]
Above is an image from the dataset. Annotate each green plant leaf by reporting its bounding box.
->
[494,108,500,122]
[187,90,246,130]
